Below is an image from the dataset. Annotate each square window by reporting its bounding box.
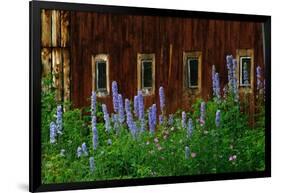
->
[236,49,254,91]
[92,54,110,96]
[137,54,155,95]
[183,51,202,91]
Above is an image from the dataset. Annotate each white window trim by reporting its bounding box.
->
[137,53,155,95]
[183,51,202,93]
[92,54,110,97]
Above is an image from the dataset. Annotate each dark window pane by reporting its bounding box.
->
[240,57,251,86]
[96,61,107,90]
[142,60,152,88]
[188,58,198,87]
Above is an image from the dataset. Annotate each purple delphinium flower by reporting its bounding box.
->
[256,66,263,93]
[185,146,190,159]
[91,91,97,116]
[102,104,111,132]
[137,91,145,132]
[212,65,216,96]
[232,59,239,101]
[200,102,206,126]
[148,107,154,134]
[138,91,144,120]
[112,114,119,133]
[92,127,98,150]
[77,146,82,158]
[168,114,174,126]
[133,95,139,117]
[112,81,119,113]
[182,111,186,129]
[56,105,63,135]
[215,110,221,127]
[50,121,57,143]
[226,55,238,100]
[188,118,193,137]
[159,86,165,113]
[152,104,157,126]
[125,99,137,138]
[242,62,249,85]
[214,73,221,99]
[89,156,95,173]
[82,142,88,156]
[92,116,98,150]
[118,94,125,124]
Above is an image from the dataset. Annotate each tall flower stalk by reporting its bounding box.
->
[134,95,139,117]
[200,101,206,126]
[148,104,157,134]
[112,81,119,113]
[226,55,238,101]
[118,94,125,124]
[91,91,96,116]
[188,118,193,137]
[215,110,221,127]
[256,66,263,94]
[214,73,221,99]
[92,115,98,150]
[89,157,95,173]
[102,104,111,132]
[159,86,165,113]
[125,99,137,138]
[50,121,57,144]
[182,111,186,129]
[56,105,63,135]
[137,91,145,132]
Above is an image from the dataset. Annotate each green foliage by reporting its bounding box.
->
[41,76,265,184]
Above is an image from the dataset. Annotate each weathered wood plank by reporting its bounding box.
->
[61,10,70,47]
[52,48,63,101]
[69,12,265,116]
[63,48,70,101]
[41,48,52,77]
[41,9,52,47]
[52,10,61,47]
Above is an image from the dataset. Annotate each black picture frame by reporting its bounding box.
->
[29,1,271,192]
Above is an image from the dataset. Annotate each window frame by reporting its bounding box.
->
[92,54,110,97]
[236,49,254,92]
[183,51,202,93]
[137,53,155,95]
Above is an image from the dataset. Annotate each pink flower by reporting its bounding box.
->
[191,152,196,158]
[146,141,150,145]
[154,138,159,143]
[157,146,163,151]
[229,155,237,161]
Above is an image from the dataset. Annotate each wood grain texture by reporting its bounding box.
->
[52,48,63,101]
[51,10,61,47]
[69,12,265,114]
[41,48,52,77]
[41,9,51,47]
[61,11,70,47]
[63,48,70,101]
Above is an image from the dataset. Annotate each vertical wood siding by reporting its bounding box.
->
[68,12,264,114]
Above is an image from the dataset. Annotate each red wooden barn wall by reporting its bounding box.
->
[69,11,265,114]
